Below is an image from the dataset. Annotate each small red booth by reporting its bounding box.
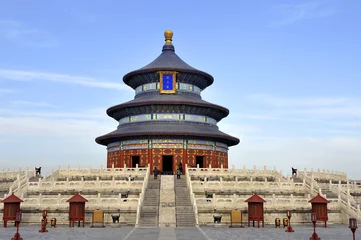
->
[245,193,266,228]
[1,194,23,228]
[66,193,88,227]
[309,193,329,228]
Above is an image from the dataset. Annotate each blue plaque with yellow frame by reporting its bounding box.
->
[159,71,177,94]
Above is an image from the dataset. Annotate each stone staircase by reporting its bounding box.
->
[321,188,338,199]
[138,177,160,227]
[174,176,196,227]
[29,176,42,182]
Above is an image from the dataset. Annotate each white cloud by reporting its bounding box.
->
[247,94,355,108]
[245,94,361,120]
[0,108,108,119]
[0,117,113,137]
[10,100,57,108]
[0,88,16,96]
[229,136,361,179]
[0,20,58,48]
[0,69,129,91]
[269,1,337,26]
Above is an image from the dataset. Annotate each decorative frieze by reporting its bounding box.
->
[107,139,228,153]
[119,113,217,125]
[134,82,201,96]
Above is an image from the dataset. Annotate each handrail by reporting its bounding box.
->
[186,165,199,226]
[135,164,150,226]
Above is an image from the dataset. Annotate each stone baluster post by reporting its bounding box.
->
[39,193,42,207]
[347,189,351,207]
[65,177,69,189]
[57,193,61,207]
[97,192,101,206]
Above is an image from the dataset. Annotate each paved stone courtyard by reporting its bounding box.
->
[0,225,359,240]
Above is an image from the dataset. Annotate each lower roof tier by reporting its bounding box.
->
[95,121,239,147]
[107,93,229,121]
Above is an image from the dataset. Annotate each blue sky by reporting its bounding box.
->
[0,0,360,178]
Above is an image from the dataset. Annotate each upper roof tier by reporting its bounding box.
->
[123,30,214,89]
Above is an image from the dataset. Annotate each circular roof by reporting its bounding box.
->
[123,31,214,88]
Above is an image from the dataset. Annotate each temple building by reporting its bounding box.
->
[95,30,239,173]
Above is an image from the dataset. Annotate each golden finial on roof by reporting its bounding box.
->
[164,30,173,45]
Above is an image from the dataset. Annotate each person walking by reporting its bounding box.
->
[177,166,181,179]
[153,167,159,179]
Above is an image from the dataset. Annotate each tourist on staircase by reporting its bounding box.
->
[153,167,160,179]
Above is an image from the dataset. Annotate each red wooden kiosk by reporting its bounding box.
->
[245,194,266,228]
[66,193,88,227]
[1,194,23,228]
[308,193,329,228]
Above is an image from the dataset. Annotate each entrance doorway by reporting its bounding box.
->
[162,156,173,175]
[131,156,140,168]
[196,156,204,168]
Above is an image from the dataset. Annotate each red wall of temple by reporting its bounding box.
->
[107,148,228,172]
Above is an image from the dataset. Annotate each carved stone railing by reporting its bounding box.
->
[135,164,150,226]
[194,195,341,211]
[20,193,139,210]
[188,165,284,180]
[192,179,305,193]
[56,164,148,177]
[303,168,348,182]
[7,169,35,196]
[186,165,199,226]
[0,168,30,179]
[26,179,144,191]
[327,181,356,206]
[297,171,320,196]
[338,197,361,223]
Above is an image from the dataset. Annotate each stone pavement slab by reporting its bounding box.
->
[0,225,359,240]
[200,224,361,240]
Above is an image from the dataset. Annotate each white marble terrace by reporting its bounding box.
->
[0,164,360,226]
[0,164,150,225]
[185,164,360,225]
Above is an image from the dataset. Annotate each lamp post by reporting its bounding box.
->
[11,212,23,240]
[309,212,320,240]
[285,210,294,232]
[349,218,357,240]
